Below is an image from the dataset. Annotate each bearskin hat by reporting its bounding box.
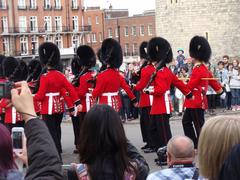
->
[28,59,42,81]
[101,38,123,68]
[2,57,19,79]
[148,37,173,64]
[76,45,96,67]
[17,60,28,81]
[0,54,6,77]
[71,57,82,76]
[38,42,60,67]
[139,41,149,60]
[189,36,211,63]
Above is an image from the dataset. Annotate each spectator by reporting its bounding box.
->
[74,104,149,180]
[218,144,240,180]
[198,115,240,180]
[147,136,198,180]
[229,59,240,111]
[223,55,230,69]
[226,63,233,109]
[216,61,230,111]
[0,124,22,179]
[0,81,63,179]
[176,48,185,71]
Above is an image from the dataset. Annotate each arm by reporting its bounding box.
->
[25,119,63,180]
[134,69,151,91]
[127,142,150,180]
[78,75,90,97]
[92,74,105,98]
[34,75,48,102]
[171,73,192,97]
[208,72,223,94]
[120,75,136,101]
[60,88,74,113]
[186,68,202,91]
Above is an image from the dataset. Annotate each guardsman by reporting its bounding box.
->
[92,38,137,111]
[183,36,224,148]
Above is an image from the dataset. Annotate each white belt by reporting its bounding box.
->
[148,86,154,106]
[164,90,171,114]
[102,92,118,107]
[86,93,92,112]
[46,93,60,115]
[12,107,17,124]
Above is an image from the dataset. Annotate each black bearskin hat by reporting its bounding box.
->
[76,45,96,67]
[17,60,28,81]
[101,38,123,68]
[148,37,173,64]
[71,57,82,76]
[139,41,149,60]
[38,42,60,67]
[28,59,42,81]
[2,57,19,79]
[189,36,212,63]
[0,54,6,77]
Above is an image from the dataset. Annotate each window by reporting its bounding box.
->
[54,0,61,9]
[45,35,53,42]
[44,16,52,32]
[99,32,103,42]
[132,26,137,36]
[140,25,144,36]
[19,16,27,32]
[31,36,38,55]
[115,28,119,38]
[72,35,79,48]
[108,28,113,38]
[96,16,99,24]
[1,16,8,33]
[2,37,9,55]
[0,0,7,9]
[132,43,138,56]
[124,43,129,56]
[72,16,78,31]
[87,34,91,43]
[148,24,153,36]
[55,35,62,48]
[18,0,26,8]
[30,16,38,32]
[44,0,51,9]
[30,0,37,9]
[20,36,28,55]
[55,16,62,31]
[124,26,129,36]
[92,33,97,43]
[88,17,91,25]
[72,0,78,9]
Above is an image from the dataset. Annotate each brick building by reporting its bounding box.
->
[155,0,240,60]
[0,0,91,60]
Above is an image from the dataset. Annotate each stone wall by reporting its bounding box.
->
[155,0,240,62]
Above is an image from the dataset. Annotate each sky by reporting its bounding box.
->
[84,0,156,16]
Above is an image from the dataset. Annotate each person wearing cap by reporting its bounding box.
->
[182,36,224,148]
[145,37,192,151]
[134,41,156,153]
[176,48,185,71]
[92,38,137,112]
[0,57,28,130]
[34,42,81,156]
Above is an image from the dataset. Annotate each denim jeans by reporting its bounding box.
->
[231,89,240,106]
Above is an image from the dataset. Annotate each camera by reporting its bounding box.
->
[0,81,14,99]
[156,146,167,166]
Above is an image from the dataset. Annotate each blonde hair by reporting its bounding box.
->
[198,116,240,180]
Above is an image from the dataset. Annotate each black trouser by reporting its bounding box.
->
[149,114,172,149]
[140,107,151,144]
[182,108,205,148]
[71,112,86,147]
[0,114,4,124]
[226,92,232,109]
[42,114,63,156]
[207,94,216,109]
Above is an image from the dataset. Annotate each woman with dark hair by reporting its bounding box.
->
[74,104,149,180]
[0,124,22,179]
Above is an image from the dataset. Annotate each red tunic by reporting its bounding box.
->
[28,81,42,113]
[92,68,136,112]
[77,71,95,112]
[0,98,22,124]
[184,64,222,109]
[0,78,7,115]
[150,67,191,115]
[34,70,80,115]
[134,64,155,107]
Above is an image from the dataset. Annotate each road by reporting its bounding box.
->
[61,110,239,173]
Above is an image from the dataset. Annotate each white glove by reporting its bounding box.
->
[220,92,226,100]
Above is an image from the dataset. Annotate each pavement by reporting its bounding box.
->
[61,109,240,173]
